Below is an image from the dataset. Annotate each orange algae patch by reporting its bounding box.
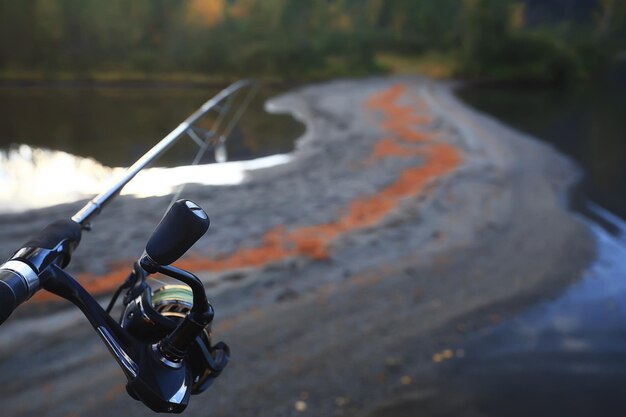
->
[365,84,406,109]
[34,83,463,302]
[381,115,434,132]
[367,139,423,164]
[177,227,299,271]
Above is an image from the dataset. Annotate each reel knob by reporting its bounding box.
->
[145,200,210,266]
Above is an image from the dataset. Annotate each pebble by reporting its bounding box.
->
[295,400,307,412]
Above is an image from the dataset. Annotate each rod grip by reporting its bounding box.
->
[145,200,210,266]
[22,219,82,250]
[0,269,29,325]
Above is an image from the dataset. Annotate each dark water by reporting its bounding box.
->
[458,67,626,219]
[388,71,626,416]
[370,205,626,417]
[0,84,303,167]
[442,206,626,417]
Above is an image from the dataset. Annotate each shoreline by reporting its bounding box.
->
[0,77,596,417]
[368,204,626,417]
[0,71,288,89]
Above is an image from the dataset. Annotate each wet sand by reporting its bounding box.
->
[0,77,594,416]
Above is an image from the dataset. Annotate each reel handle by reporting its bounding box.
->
[145,200,210,265]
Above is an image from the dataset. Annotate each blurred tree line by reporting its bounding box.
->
[0,0,624,83]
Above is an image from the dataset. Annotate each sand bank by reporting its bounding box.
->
[0,77,593,417]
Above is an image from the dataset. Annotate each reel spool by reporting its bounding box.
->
[152,284,197,319]
[152,283,228,392]
[120,280,229,394]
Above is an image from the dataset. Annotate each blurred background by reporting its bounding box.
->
[0,0,624,213]
[0,0,624,83]
[0,1,625,416]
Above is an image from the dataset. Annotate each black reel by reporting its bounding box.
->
[39,199,229,413]
[114,199,230,410]
[119,262,229,396]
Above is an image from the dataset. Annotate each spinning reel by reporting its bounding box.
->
[0,83,262,414]
[38,200,229,413]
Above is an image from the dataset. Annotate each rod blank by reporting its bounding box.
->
[71,80,252,226]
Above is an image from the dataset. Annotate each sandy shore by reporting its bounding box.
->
[0,77,593,416]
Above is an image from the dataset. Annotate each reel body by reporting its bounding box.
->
[121,282,229,394]
[0,80,252,414]
[39,200,229,413]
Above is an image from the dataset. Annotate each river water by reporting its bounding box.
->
[427,205,626,417]
[420,69,626,416]
[369,74,626,416]
[0,84,303,167]
[0,84,303,212]
[459,65,626,220]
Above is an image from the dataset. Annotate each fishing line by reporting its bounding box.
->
[163,82,260,215]
[147,83,259,290]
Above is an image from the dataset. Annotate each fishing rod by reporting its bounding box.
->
[0,80,256,413]
[72,79,253,226]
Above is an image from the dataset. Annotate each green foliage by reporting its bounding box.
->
[455,0,620,83]
[0,0,622,83]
